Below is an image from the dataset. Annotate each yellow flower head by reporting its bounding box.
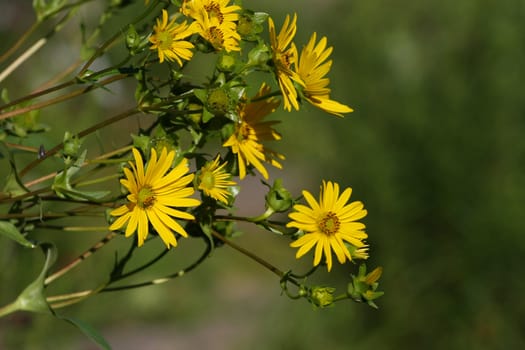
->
[109,148,201,248]
[268,14,304,112]
[198,155,236,204]
[192,18,241,52]
[296,33,353,117]
[222,83,284,180]
[183,0,241,51]
[287,181,368,271]
[149,9,195,64]
[182,0,240,25]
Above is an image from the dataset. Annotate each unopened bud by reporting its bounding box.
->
[310,286,335,308]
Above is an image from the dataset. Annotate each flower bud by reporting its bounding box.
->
[310,286,335,308]
[347,264,384,308]
[217,52,238,72]
[265,178,293,212]
[206,88,231,116]
[125,25,149,56]
[63,132,82,158]
[247,42,270,67]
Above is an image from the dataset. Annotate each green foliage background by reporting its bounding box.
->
[1,0,525,349]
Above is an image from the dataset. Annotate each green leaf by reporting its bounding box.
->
[3,171,30,197]
[52,150,110,201]
[58,316,112,350]
[0,221,36,248]
[13,243,57,314]
[0,141,30,197]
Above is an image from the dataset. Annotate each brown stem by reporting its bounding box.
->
[44,232,116,285]
[19,107,140,178]
[0,21,41,65]
[0,74,128,121]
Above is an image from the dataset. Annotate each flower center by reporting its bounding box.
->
[157,31,173,50]
[137,186,156,209]
[318,212,340,236]
[207,26,224,48]
[237,122,255,142]
[275,49,294,70]
[205,3,224,24]
[199,171,215,191]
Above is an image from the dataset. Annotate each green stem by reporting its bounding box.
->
[332,294,353,303]
[116,249,170,280]
[48,225,110,232]
[23,144,132,189]
[210,229,285,279]
[0,211,103,220]
[103,239,211,292]
[0,80,75,113]
[0,187,52,204]
[74,173,121,188]
[0,301,20,318]
[247,207,275,222]
[214,214,286,227]
[46,238,211,307]
[49,283,107,309]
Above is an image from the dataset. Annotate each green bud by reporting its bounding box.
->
[152,138,177,159]
[247,42,270,67]
[206,88,231,116]
[310,286,336,308]
[125,25,141,55]
[365,266,383,285]
[265,178,293,212]
[63,132,82,158]
[347,264,384,307]
[217,52,238,72]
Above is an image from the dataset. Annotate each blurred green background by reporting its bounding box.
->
[1,0,525,349]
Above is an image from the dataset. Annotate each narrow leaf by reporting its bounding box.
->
[0,221,36,248]
[59,316,112,350]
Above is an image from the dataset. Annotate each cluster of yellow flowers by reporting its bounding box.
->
[110,0,369,272]
[149,1,242,64]
[0,0,383,338]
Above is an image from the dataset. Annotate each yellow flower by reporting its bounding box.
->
[287,181,368,271]
[191,17,241,52]
[296,33,353,117]
[183,0,241,51]
[268,14,304,112]
[181,0,240,25]
[198,155,236,204]
[149,9,195,64]
[222,83,284,179]
[109,148,201,248]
